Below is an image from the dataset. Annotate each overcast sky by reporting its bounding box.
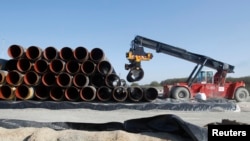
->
[0,0,250,84]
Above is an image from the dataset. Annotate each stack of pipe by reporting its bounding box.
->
[0,44,158,102]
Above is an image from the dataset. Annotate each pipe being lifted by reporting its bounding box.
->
[56,72,72,88]
[80,86,96,101]
[34,59,49,74]
[59,47,73,61]
[7,44,25,59]
[41,72,56,86]
[90,48,105,63]
[80,60,96,75]
[66,60,80,74]
[72,73,89,88]
[6,70,23,86]
[143,87,158,102]
[0,85,16,100]
[23,71,41,86]
[65,86,80,101]
[25,46,43,61]
[112,86,128,102]
[49,59,65,74]
[15,85,34,100]
[34,85,50,100]
[73,46,89,62]
[43,46,58,61]
[97,86,113,102]
[50,86,64,101]
[17,58,33,72]
[127,86,144,102]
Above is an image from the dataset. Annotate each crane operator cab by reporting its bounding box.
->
[196,70,214,84]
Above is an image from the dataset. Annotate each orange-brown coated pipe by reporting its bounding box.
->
[66,60,80,74]
[56,72,72,88]
[50,86,65,101]
[80,86,96,101]
[112,86,128,102]
[6,70,23,86]
[43,46,58,61]
[24,71,41,86]
[34,85,50,100]
[7,44,25,59]
[72,73,89,88]
[15,85,34,100]
[25,46,42,61]
[73,46,89,62]
[127,86,144,102]
[17,58,33,72]
[65,86,80,101]
[34,59,49,74]
[143,87,158,102]
[59,47,73,61]
[0,85,16,100]
[89,48,105,63]
[49,59,65,74]
[41,72,56,86]
[97,86,112,102]
[80,60,96,75]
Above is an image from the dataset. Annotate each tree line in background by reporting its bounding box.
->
[131,76,250,92]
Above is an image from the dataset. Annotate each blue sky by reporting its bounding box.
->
[0,0,250,84]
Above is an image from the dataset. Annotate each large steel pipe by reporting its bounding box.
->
[65,86,80,101]
[34,85,50,100]
[5,59,18,71]
[17,58,33,72]
[90,73,105,88]
[50,86,65,101]
[90,48,105,63]
[41,72,56,86]
[73,46,89,62]
[0,85,16,100]
[8,44,25,59]
[112,86,128,102]
[73,73,89,88]
[56,72,72,88]
[80,60,96,75]
[6,70,23,86]
[97,86,113,102]
[97,60,113,75]
[80,86,96,101]
[24,71,41,86]
[0,70,8,86]
[59,47,73,61]
[127,86,144,102]
[49,59,65,74]
[15,85,34,100]
[34,59,49,74]
[43,46,58,61]
[25,46,42,61]
[105,73,121,88]
[143,87,158,102]
[66,60,80,74]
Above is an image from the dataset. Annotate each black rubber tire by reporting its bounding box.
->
[172,87,190,100]
[234,87,249,102]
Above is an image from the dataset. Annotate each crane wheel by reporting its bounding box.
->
[234,87,249,102]
[172,87,190,100]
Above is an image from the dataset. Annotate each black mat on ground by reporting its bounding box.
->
[0,114,207,141]
[0,98,237,111]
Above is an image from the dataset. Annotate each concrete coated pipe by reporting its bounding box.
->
[89,48,105,63]
[25,46,42,61]
[97,86,113,102]
[72,73,89,88]
[34,59,49,74]
[80,86,96,101]
[0,70,8,85]
[49,59,65,74]
[65,86,80,101]
[50,86,65,101]
[15,84,34,100]
[41,72,56,86]
[80,60,96,75]
[143,87,158,102]
[17,58,33,72]
[6,70,23,86]
[73,46,89,62]
[5,59,18,71]
[59,47,73,61]
[97,60,113,76]
[105,73,121,88]
[7,44,25,59]
[34,85,50,100]
[23,71,41,86]
[127,86,144,102]
[56,72,73,88]
[43,46,58,61]
[66,60,80,74]
[0,85,16,100]
[112,86,128,102]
